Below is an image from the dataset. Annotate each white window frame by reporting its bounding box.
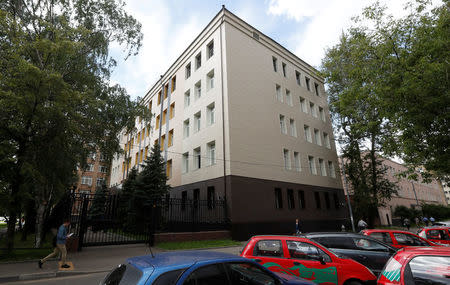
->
[207,70,214,91]
[319,158,327,176]
[182,152,189,173]
[294,152,301,172]
[280,115,287,134]
[314,129,322,146]
[300,97,308,113]
[286,89,292,106]
[207,103,215,126]
[283,149,291,170]
[207,141,216,166]
[328,161,336,178]
[184,90,190,108]
[194,112,201,133]
[183,119,190,138]
[324,132,331,149]
[308,156,317,175]
[195,81,201,99]
[276,85,282,102]
[289,119,297,137]
[193,147,201,169]
[304,125,312,143]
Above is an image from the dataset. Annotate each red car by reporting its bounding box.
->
[417,227,450,245]
[361,229,437,249]
[241,235,376,285]
[378,246,450,284]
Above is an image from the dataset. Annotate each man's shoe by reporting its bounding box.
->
[61,264,70,268]
[38,260,43,269]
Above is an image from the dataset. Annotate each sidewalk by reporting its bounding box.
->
[0,244,243,283]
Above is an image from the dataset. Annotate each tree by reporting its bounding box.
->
[0,0,149,252]
[130,144,170,232]
[89,184,108,231]
[118,167,138,231]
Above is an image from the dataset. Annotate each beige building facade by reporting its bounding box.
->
[76,151,109,194]
[109,7,347,239]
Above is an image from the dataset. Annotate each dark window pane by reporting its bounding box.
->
[324,192,330,209]
[314,192,321,209]
[154,269,186,285]
[408,256,450,285]
[370,232,393,244]
[183,264,228,285]
[287,189,295,209]
[286,240,331,262]
[274,188,283,209]
[298,190,306,209]
[254,240,283,257]
[333,193,339,209]
[224,262,277,285]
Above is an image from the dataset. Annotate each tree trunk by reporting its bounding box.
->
[34,201,46,248]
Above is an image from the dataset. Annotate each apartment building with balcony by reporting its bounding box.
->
[109,7,347,239]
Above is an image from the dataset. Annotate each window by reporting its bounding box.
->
[207,40,214,59]
[85,164,94,172]
[393,233,429,246]
[182,152,189,173]
[310,102,317,117]
[282,62,287,77]
[139,149,144,162]
[319,158,326,176]
[305,77,311,91]
[333,193,339,209]
[153,269,186,285]
[193,82,201,101]
[99,153,107,161]
[181,191,187,211]
[183,119,190,138]
[166,159,172,179]
[298,190,306,209]
[304,125,312,142]
[319,106,325,122]
[207,186,215,209]
[370,232,393,244]
[314,129,321,146]
[185,63,191,79]
[164,83,169,99]
[286,89,292,106]
[408,256,450,285]
[276,85,282,102]
[194,112,201,132]
[289,119,297,137]
[160,135,165,151]
[88,152,96,160]
[324,132,331,149]
[135,152,139,165]
[169,103,175,119]
[314,192,321,209]
[287,189,295,209]
[300,97,308,113]
[324,192,330,209]
[272,57,277,72]
[207,141,216,165]
[194,147,201,169]
[274,188,283,209]
[96,177,105,187]
[162,109,167,124]
[193,189,200,207]
[144,146,148,159]
[293,152,301,172]
[255,240,283,257]
[171,76,176,92]
[207,69,214,90]
[328,161,336,178]
[157,91,161,105]
[81,176,92,186]
[184,90,190,108]
[207,103,215,125]
[280,115,286,134]
[283,149,290,170]
[183,264,228,285]
[195,52,201,69]
[168,129,173,147]
[314,83,320,96]
[286,241,331,262]
[308,155,316,175]
[295,71,301,85]
[225,262,277,285]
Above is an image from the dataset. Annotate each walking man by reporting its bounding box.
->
[357,218,368,232]
[295,218,301,235]
[404,218,411,231]
[38,219,71,269]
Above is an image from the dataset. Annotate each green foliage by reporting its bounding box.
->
[119,167,138,231]
[393,205,420,220]
[156,239,243,250]
[421,204,450,220]
[0,0,148,251]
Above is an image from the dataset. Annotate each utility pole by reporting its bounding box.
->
[341,160,356,232]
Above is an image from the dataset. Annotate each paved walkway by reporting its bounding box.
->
[0,243,244,283]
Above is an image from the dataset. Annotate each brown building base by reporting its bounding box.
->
[171,175,349,240]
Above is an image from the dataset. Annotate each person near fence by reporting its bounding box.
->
[295,218,301,235]
[38,219,71,269]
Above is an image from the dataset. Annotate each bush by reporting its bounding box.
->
[421,204,450,220]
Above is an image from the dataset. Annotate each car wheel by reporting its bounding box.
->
[346,281,363,285]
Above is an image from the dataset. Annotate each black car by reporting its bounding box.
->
[299,232,397,276]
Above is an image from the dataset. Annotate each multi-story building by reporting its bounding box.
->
[76,150,109,194]
[110,7,347,239]
[340,156,447,226]
[439,180,450,205]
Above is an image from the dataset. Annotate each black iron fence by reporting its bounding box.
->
[64,192,228,250]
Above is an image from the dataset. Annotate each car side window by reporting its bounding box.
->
[286,240,331,262]
[370,232,393,244]
[315,237,356,250]
[154,268,186,285]
[407,255,450,285]
[394,233,428,246]
[183,264,228,285]
[254,240,283,257]
[224,262,277,285]
[426,230,441,239]
[352,238,389,252]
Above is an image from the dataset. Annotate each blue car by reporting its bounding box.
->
[101,250,314,285]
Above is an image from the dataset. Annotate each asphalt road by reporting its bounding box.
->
[2,272,107,285]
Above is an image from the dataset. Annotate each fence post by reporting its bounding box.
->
[77,195,89,251]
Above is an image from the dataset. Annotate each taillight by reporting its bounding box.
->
[379,257,402,284]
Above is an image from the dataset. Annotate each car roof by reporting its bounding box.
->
[250,235,313,242]
[419,226,450,230]
[397,246,450,256]
[127,250,245,272]
[364,229,416,234]
[301,232,366,238]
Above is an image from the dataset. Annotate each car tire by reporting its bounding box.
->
[346,281,363,285]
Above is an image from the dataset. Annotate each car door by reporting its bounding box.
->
[350,237,394,275]
[392,232,430,248]
[285,240,339,285]
[223,262,281,285]
[425,229,450,245]
[247,239,293,276]
[178,263,229,285]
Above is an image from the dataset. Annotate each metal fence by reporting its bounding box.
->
[64,192,228,250]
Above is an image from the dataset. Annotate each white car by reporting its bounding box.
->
[434,220,450,227]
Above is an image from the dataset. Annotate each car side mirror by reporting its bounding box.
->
[316,255,326,265]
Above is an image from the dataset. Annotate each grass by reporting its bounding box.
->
[0,232,53,248]
[156,239,242,250]
[0,248,52,262]
[0,223,7,229]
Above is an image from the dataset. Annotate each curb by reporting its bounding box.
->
[0,269,109,284]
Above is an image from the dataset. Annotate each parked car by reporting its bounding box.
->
[240,235,377,285]
[433,220,450,227]
[378,246,450,285]
[101,250,315,285]
[299,232,397,276]
[417,226,450,245]
[361,229,437,249]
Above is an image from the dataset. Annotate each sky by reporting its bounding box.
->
[108,0,435,101]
